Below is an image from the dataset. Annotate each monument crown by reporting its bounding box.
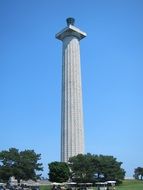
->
[56,18,87,41]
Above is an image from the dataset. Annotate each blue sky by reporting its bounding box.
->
[0,0,143,178]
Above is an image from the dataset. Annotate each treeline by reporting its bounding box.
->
[0,148,142,183]
[48,154,125,184]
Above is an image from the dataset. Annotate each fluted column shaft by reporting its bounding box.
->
[61,36,84,162]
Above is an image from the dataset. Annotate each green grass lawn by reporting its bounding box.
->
[40,185,51,190]
[40,180,143,190]
[116,180,143,190]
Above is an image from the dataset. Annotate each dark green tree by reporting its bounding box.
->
[0,148,43,182]
[68,154,125,183]
[69,153,96,182]
[134,167,143,180]
[95,155,125,183]
[48,161,70,182]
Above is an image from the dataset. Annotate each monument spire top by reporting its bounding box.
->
[66,17,75,26]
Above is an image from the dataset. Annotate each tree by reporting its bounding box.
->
[95,155,125,183]
[68,153,96,182]
[0,148,43,182]
[48,161,70,182]
[134,167,143,180]
[68,154,125,183]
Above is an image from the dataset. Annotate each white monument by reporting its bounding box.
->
[56,18,87,162]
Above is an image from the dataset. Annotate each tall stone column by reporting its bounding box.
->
[56,18,87,162]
